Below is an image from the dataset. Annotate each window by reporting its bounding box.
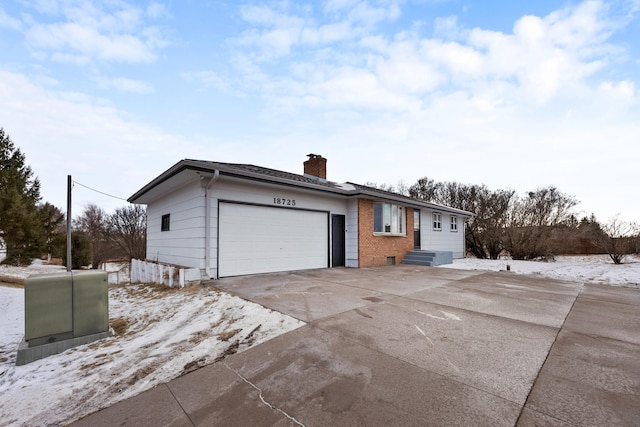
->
[451,215,458,232]
[373,203,405,235]
[161,214,170,231]
[432,212,442,231]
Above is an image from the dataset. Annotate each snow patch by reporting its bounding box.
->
[0,282,303,426]
[439,255,640,288]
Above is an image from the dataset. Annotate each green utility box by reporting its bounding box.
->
[24,270,109,346]
[72,270,109,337]
[24,272,74,346]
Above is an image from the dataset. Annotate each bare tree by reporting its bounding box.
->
[108,205,147,260]
[409,178,515,259]
[395,180,410,196]
[503,187,578,260]
[596,215,638,264]
[364,181,396,193]
[74,204,112,268]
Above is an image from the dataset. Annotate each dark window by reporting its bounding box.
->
[373,203,383,232]
[161,214,170,231]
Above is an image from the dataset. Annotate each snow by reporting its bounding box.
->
[0,260,66,282]
[1,255,639,426]
[0,276,304,426]
[438,254,640,288]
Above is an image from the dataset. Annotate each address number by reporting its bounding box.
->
[274,197,296,206]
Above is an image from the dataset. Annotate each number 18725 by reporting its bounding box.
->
[274,198,296,206]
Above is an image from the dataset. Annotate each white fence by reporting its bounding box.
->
[130,259,202,288]
[101,262,130,285]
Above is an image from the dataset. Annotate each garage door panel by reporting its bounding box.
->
[219,203,328,277]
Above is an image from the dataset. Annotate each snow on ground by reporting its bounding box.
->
[0,280,304,426]
[1,255,638,426]
[439,254,640,288]
[0,260,130,285]
[0,260,66,283]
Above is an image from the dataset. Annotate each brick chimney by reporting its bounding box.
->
[303,154,327,180]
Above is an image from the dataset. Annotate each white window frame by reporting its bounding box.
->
[373,202,406,236]
[450,215,458,232]
[432,212,442,231]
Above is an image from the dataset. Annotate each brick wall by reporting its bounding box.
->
[358,199,415,267]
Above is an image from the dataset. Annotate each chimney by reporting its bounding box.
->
[303,154,327,180]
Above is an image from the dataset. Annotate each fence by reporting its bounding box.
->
[101,262,130,285]
[130,259,202,288]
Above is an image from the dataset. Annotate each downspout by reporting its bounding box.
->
[204,170,219,279]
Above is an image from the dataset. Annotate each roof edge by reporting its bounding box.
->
[128,159,474,217]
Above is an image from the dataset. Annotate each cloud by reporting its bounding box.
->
[433,15,464,40]
[231,0,403,63]
[324,0,403,25]
[95,76,154,94]
[3,0,638,224]
[181,70,243,96]
[204,0,627,113]
[17,1,170,64]
[191,0,639,221]
[0,70,190,214]
[146,2,168,20]
[0,7,22,30]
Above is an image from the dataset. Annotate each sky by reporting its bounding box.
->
[0,0,638,223]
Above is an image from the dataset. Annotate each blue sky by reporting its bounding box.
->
[1,0,638,223]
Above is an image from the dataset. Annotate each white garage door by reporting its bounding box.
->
[219,203,329,277]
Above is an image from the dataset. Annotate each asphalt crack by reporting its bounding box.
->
[222,362,306,426]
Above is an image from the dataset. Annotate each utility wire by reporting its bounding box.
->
[72,180,129,201]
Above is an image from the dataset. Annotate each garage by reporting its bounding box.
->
[218,202,329,277]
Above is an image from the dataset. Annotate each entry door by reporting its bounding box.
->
[414,209,421,249]
[331,214,345,267]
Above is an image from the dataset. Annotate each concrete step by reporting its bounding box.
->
[402,250,453,266]
[402,258,433,266]
[402,250,434,266]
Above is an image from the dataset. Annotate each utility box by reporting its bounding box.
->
[24,272,74,346]
[18,270,109,365]
[72,270,109,337]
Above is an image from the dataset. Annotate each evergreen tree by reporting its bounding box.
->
[39,202,66,260]
[62,231,91,269]
[0,128,44,265]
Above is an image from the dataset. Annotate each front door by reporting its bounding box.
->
[331,214,346,267]
[414,209,421,249]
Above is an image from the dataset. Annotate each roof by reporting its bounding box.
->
[128,159,473,217]
[346,182,474,216]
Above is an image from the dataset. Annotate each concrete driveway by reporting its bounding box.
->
[73,265,640,426]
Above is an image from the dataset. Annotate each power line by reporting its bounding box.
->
[72,180,129,202]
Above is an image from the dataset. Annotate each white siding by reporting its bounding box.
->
[146,180,205,268]
[145,174,356,277]
[420,209,466,258]
[210,178,348,212]
[210,177,351,276]
[346,198,359,267]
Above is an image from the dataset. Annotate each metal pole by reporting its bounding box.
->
[66,175,72,272]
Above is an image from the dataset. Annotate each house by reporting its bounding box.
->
[128,155,473,279]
